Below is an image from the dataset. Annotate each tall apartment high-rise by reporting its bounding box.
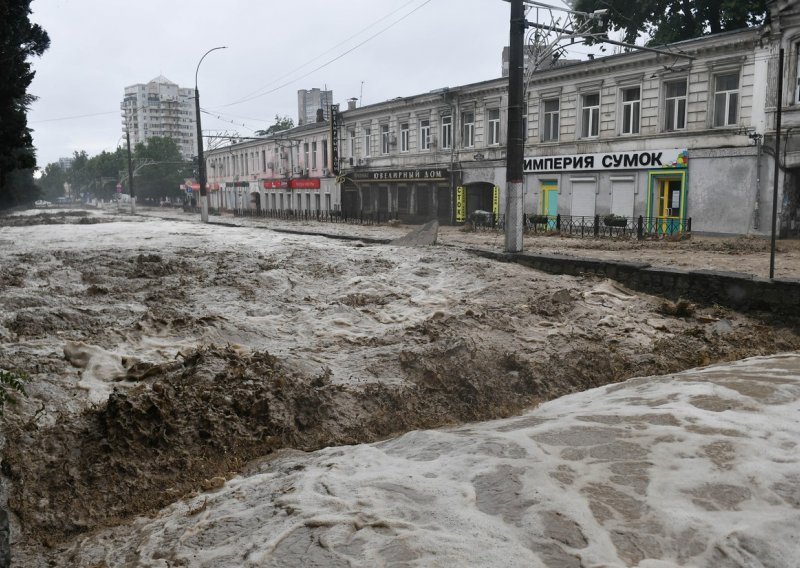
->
[121,75,198,160]
[297,88,333,125]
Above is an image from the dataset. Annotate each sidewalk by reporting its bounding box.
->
[138,208,800,280]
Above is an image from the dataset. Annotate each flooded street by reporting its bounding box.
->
[1,209,799,566]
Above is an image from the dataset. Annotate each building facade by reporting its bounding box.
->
[206,4,800,237]
[121,75,198,160]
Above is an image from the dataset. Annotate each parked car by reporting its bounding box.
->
[34,200,52,208]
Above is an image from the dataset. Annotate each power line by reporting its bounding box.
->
[214,0,435,109]
[222,0,423,107]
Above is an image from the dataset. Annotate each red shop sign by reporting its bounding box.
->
[289,178,321,190]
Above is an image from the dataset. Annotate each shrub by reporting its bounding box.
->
[0,370,28,416]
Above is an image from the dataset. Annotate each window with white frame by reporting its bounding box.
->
[381,124,390,154]
[713,72,739,127]
[580,93,600,138]
[542,98,559,142]
[303,143,310,168]
[461,111,475,147]
[348,129,355,157]
[621,86,641,135]
[441,115,452,149]
[522,102,528,140]
[311,142,317,169]
[420,119,431,150]
[488,108,500,145]
[664,80,687,131]
[796,41,800,103]
[400,122,409,152]
[364,127,371,157]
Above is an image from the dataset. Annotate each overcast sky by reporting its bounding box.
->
[28,0,584,167]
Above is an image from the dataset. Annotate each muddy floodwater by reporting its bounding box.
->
[1,208,799,566]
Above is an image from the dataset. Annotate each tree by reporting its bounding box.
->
[36,162,68,201]
[574,0,767,46]
[131,137,190,201]
[0,0,50,209]
[255,114,294,136]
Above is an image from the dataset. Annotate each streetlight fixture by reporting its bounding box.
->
[195,46,227,223]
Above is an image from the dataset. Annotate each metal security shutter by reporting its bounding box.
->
[610,178,635,218]
[570,179,596,218]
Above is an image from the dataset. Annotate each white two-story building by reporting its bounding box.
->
[206,0,800,236]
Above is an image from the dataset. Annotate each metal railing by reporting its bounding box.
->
[469,214,691,240]
[232,208,399,226]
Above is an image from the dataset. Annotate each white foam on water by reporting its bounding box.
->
[67,354,800,567]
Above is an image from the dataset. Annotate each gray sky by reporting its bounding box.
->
[28,0,580,167]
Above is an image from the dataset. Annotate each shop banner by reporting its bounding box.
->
[524,149,688,173]
[456,186,466,223]
[492,186,499,218]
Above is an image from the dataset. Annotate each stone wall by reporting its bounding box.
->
[469,248,800,316]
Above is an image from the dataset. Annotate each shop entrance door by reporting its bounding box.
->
[540,181,558,217]
[656,178,683,234]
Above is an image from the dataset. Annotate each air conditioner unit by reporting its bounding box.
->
[267,162,274,169]
[429,138,437,148]
[302,169,309,177]
[389,135,397,146]
[357,158,368,165]
[322,168,330,176]
[293,166,301,174]
[279,167,285,175]
[280,153,288,159]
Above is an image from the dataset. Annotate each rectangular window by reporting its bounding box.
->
[581,93,600,138]
[522,102,528,140]
[311,142,317,169]
[400,122,409,152]
[664,80,687,131]
[420,119,431,151]
[441,115,452,149]
[322,140,328,171]
[461,111,475,147]
[621,86,641,134]
[364,127,371,157]
[796,42,800,103]
[542,98,559,142]
[381,124,390,154]
[348,129,356,157]
[488,108,500,145]
[303,143,310,168]
[713,72,739,127]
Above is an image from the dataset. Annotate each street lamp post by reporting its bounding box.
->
[195,46,227,223]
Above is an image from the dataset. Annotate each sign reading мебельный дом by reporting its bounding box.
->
[524,149,688,173]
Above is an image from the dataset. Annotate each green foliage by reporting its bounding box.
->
[255,114,295,136]
[574,0,767,46]
[0,0,50,209]
[0,370,28,416]
[132,136,191,200]
[37,137,190,202]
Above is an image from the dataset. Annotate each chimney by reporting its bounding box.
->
[347,97,358,111]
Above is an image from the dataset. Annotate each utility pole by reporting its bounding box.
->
[505,0,526,253]
[126,129,135,214]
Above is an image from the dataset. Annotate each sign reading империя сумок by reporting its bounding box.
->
[524,149,688,173]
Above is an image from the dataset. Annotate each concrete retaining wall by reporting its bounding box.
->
[469,248,800,316]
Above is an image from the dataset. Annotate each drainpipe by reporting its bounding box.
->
[751,133,762,231]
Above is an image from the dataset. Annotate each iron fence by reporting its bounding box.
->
[469,214,691,240]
